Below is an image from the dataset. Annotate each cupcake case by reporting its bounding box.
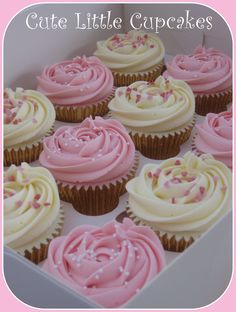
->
[3,3,232,309]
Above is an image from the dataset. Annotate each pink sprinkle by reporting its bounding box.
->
[44,202,51,206]
[144,34,148,39]
[171,177,182,184]
[126,87,132,94]
[221,186,227,192]
[136,94,141,103]
[32,201,40,209]
[15,200,23,208]
[214,176,219,182]
[34,194,41,201]
[132,44,137,48]
[7,176,15,182]
[181,171,188,177]
[184,190,190,196]
[22,178,30,184]
[147,171,153,178]
[153,168,162,179]
[118,90,123,97]
[187,177,196,182]
[32,118,37,124]
[150,44,155,48]
[199,186,205,194]
[165,169,172,176]
[174,160,181,165]
[164,181,170,188]
[171,197,176,204]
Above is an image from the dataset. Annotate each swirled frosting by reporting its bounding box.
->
[126,152,231,234]
[94,30,165,73]
[4,88,55,148]
[39,117,135,184]
[108,76,195,132]
[37,56,113,106]
[165,46,232,94]
[4,163,60,249]
[194,110,232,168]
[43,218,166,308]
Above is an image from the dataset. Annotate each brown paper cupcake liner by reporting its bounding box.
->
[112,62,164,87]
[126,116,196,160]
[54,88,116,123]
[15,206,64,264]
[4,127,54,167]
[191,134,203,157]
[57,153,139,216]
[195,89,232,116]
[124,207,197,252]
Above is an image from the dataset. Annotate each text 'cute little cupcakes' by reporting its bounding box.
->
[37,55,114,122]
[4,163,64,264]
[94,30,165,86]
[39,116,138,215]
[109,76,195,159]
[126,152,232,252]
[192,109,232,168]
[165,46,232,115]
[4,88,55,166]
[43,218,166,308]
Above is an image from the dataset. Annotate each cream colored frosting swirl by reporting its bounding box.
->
[4,163,60,249]
[94,30,165,73]
[126,152,231,234]
[108,76,195,133]
[4,88,55,148]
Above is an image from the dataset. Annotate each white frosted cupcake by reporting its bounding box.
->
[126,152,232,252]
[4,88,55,166]
[94,30,165,86]
[4,163,64,263]
[109,76,195,159]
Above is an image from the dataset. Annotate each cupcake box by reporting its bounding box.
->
[4,4,232,308]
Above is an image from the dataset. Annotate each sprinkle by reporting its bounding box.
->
[15,200,23,208]
[113,233,117,238]
[44,202,51,206]
[187,177,196,182]
[54,265,58,269]
[144,34,148,39]
[124,271,130,276]
[153,168,162,178]
[124,281,128,286]
[181,171,188,177]
[150,44,155,48]
[174,160,181,165]
[164,181,170,188]
[34,194,40,200]
[221,186,227,192]
[32,201,40,209]
[171,177,182,184]
[126,87,132,94]
[147,171,153,178]
[6,176,16,182]
[214,176,219,182]
[136,94,141,103]
[22,178,30,184]
[134,246,138,251]
[47,155,51,159]
[119,266,124,273]
[95,274,100,280]
[184,190,190,196]
[165,169,172,176]
[199,186,205,194]
[171,197,176,204]
[118,90,123,97]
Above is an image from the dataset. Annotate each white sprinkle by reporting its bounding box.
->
[127,142,130,145]
[57,260,62,265]
[98,153,102,157]
[47,155,51,159]
[124,281,128,286]
[64,142,68,146]
[95,274,100,280]
[125,271,130,276]
[110,256,114,260]
[134,247,138,251]
[98,268,104,273]
[119,266,124,273]
[111,248,115,253]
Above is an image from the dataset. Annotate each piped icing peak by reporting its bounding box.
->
[43,218,166,308]
[108,76,195,132]
[4,88,55,148]
[164,45,232,94]
[194,109,232,167]
[126,152,231,233]
[37,55,113,106]
[94,30,165,73]
[39,116,135,184]
[4,163,60,249]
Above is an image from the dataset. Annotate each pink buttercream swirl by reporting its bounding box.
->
[165,46,232,94]
[194,110,232,168]
[37,56,114,106]
[39,117,135,184]
[43,218,166,308]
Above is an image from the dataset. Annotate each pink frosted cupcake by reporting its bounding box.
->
[165,46,232,115]
[39,116,138,215]
[192,109,232,168]
[37,56,114,122]
[43,218,166,308]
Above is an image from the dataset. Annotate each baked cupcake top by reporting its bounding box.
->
[94,30,165,73]
[108,76,195,133]
[126,152,231,234]
[194,110,232,168]
[165,46,232,94]
[37,56,113,106]
[39,116,135,184]
[4,88,55,148]
[4,163,60,249]
[43,218,166,308]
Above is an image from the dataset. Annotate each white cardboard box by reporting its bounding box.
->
[3,3,233,309]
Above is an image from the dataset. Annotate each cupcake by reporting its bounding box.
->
[4,88,55,166]
[39,116,138,215]
[43,218,166,308]
[164,46,232,115]
[4,163,64,264]
[192,109,232,168]
[126,152,232,252]
[108,76,195,159]
[37,56,114,122]
[94,30,165,87]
